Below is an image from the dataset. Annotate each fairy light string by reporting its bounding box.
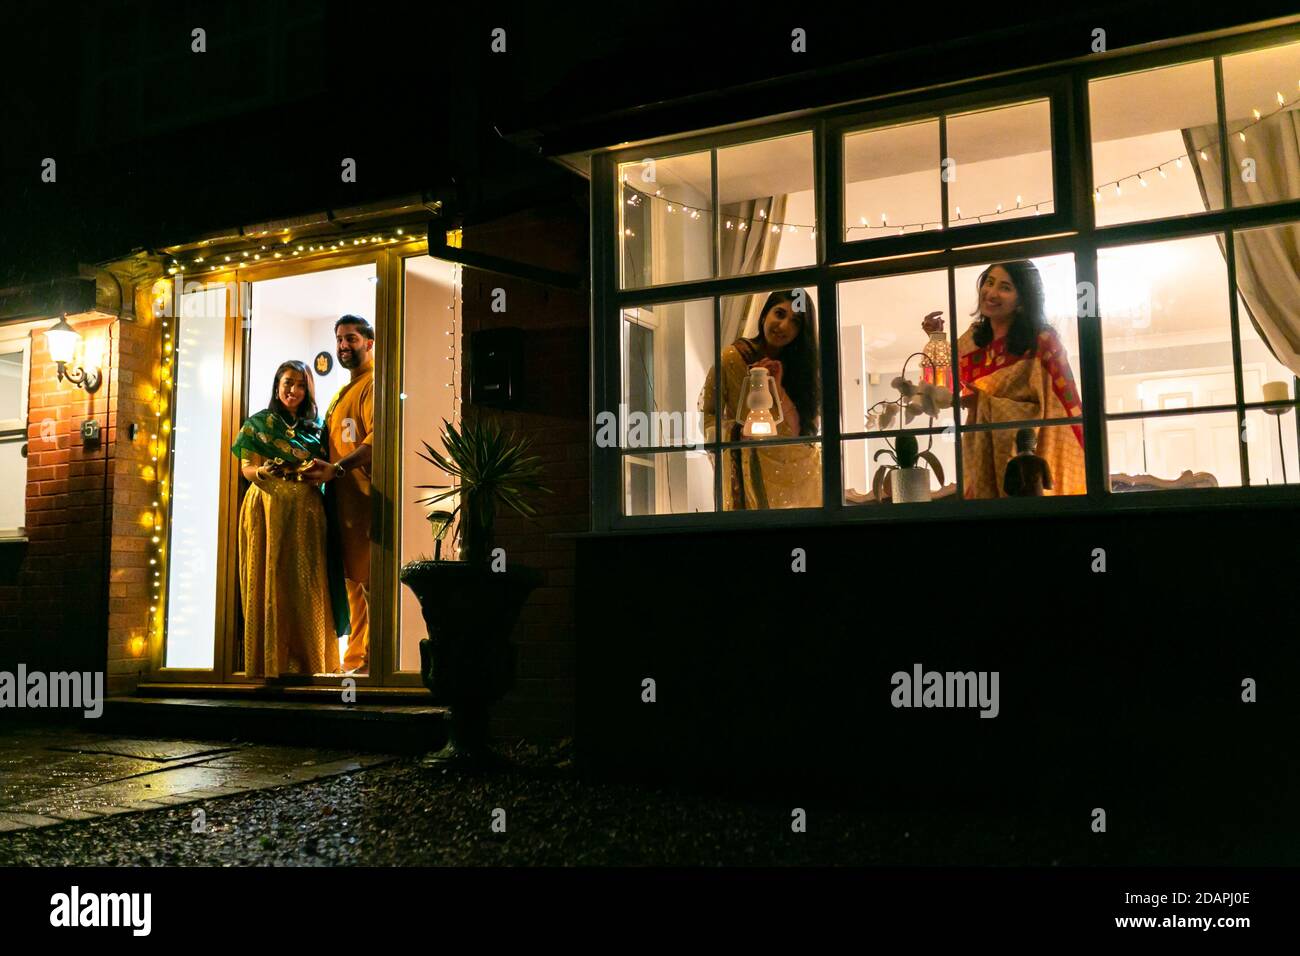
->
[620,84,1300,237]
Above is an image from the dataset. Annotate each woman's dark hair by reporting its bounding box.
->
[969,260,1047,357]
[268,360,318,422]
[748,289,821,436]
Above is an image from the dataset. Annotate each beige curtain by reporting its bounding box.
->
[1184,114,1300,377]
[719,196,787,345]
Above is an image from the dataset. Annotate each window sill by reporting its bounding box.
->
[587,485,1300,536]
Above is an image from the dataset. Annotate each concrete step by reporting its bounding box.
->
[102,696,447,754]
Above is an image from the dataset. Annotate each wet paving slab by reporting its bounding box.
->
[0,726,394,832]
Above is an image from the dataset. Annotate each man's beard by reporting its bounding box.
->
[338,349,360,369]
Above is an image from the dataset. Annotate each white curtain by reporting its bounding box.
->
[1184,113,1300,377]
[718,196,787,345]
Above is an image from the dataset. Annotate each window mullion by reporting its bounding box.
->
[947,266,962,499]
[1215,55,1251,488]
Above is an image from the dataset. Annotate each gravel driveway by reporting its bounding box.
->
[0,739,1290,867]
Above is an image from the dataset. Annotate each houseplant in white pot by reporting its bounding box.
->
[871,432,944,503]
[865,352,952,503]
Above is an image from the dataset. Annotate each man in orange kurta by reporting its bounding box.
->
[306,315,375,674]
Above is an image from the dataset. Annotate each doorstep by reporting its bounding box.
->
[102,693,447,755]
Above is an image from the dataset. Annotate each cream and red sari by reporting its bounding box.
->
[957,325,1086,499]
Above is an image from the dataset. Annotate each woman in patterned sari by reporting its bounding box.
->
[955,260,1086,498]
[699,289,823,510]
[231,360,348,677]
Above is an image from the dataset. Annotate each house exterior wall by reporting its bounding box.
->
[1,266,162,693]
[460,203,589,740]
[2,200,589,743]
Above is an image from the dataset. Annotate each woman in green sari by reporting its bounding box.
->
[231,360,349,677]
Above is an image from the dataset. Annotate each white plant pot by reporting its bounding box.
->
[893,467,932,503]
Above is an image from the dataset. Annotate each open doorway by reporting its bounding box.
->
[162,249,462,686]
[237,262,378,678]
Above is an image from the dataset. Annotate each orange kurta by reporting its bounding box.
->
[957,326,1087,499]
[325,366,374,671]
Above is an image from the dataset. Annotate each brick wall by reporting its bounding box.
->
[461,201,589,740]
[1,315,115,677]
[0,274,161,693]
[104,281,164,695]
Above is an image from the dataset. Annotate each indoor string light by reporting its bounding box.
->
[621,83,1300,236]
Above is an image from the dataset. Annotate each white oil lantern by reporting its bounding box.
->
[737,366,784,438]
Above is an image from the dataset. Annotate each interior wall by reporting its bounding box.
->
[248,264,377,422]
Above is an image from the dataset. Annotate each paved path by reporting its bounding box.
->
[0,726,393,833]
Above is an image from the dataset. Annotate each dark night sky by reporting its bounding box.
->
[0,0,1295,287]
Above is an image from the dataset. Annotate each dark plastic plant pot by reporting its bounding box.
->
[399,559,542,767]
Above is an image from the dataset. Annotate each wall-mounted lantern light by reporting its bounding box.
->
[45,314,101,392]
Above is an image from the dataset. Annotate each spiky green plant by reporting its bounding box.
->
[415,416,551,565]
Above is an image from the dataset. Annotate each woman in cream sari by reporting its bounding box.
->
[231,360,348,677]
[699,290,822,510]
[956,261,1086,498]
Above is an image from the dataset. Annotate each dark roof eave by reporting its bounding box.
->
[506,7,1300,159]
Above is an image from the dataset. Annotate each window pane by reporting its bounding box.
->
[166,285,226,670]
[0,438,24,530]
[716,287,821,438]
[946,99,1053,228]
[622,450,715,515]
[719,441,822,511]
[1107,411,1241,490]
[1245,407,1300,486]
[1222,40,1300,208]
[952,255,1084,499]
[838,270,956,437]
[619,151,712,288]
[953,253,1083,417]
[962,421,1085,499]
[1234,222,1300,403]
[844,119,942,241]
[1099,235,1234,414]
[620,299,712,449]
[400,256,461,673]
[717,132,816,275]
[844,435,955,505]
[1089,60,1221,226]
[0,350,22,422]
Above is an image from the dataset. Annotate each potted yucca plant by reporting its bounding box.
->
[399,414,551,767]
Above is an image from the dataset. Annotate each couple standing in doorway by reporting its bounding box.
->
[230,315,375,678]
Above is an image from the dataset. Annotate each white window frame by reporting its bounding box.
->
[0,327,33,540]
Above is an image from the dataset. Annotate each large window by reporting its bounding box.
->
[595,28,1300,528]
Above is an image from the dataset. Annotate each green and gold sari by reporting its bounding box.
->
[231,410,349,677]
